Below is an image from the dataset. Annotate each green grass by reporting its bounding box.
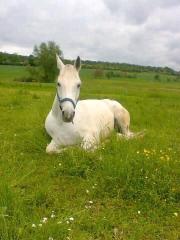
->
[0,65,180,239]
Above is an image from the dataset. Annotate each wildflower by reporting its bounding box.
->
[145,176,148,179]
[51,213,55,218]
[66,220,70,224]
[68,228,71,231]
[42,217,48,223]
[69,217,74,221]
[32,223,36,228]
[89,201,93,204]
[138,210,141,214]
[174,212,178,217]
[86,189,89,194]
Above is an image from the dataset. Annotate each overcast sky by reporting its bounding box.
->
[0,0,180,69]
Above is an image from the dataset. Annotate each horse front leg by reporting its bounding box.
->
[46,140,65,154]
[81,134,98,151]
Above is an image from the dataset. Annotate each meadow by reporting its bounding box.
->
[0,65,179,239]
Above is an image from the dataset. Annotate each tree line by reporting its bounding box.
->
[0,41,179,83]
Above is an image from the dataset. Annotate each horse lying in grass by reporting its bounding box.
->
[45,55,141,154]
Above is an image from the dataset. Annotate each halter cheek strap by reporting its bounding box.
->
[56,91,77,110]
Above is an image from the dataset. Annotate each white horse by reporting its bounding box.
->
[45,55,138,154]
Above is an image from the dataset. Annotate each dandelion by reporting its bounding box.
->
[69,217,74,221]
[174,212,178,217]
[32,223,36,228]
[138,210,141,214]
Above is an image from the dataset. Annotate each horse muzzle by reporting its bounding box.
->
[62,110,75,123]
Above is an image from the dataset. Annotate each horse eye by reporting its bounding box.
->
[77,84,81,88]
[57,82,61,87]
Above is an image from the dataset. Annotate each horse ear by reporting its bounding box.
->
[74,56,81,71]
[56,54,64,70]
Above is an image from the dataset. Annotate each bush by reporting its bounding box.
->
[93,69,104,78]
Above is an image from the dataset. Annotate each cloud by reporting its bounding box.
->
[0,0,180,70]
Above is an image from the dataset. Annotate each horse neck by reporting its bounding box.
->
[51,95,63,121]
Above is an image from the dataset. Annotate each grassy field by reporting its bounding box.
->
[0,65,179,239]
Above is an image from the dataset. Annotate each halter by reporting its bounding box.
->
[56,90,77,111]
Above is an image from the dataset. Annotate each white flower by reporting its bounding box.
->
[42,217,48,223]
[32,223,36,228]
[138,211,141,214]
[86,189,89,194]
[51,214,55,218]
[68,228,71,231]
[89,201,93,204]
[48,237,53,240]
[66,220,70,224]
[174,212,178,217]
[69,217,74,221]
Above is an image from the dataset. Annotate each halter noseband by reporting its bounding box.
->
[56,91,77,110]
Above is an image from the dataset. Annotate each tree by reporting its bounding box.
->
[30,41,63,82]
